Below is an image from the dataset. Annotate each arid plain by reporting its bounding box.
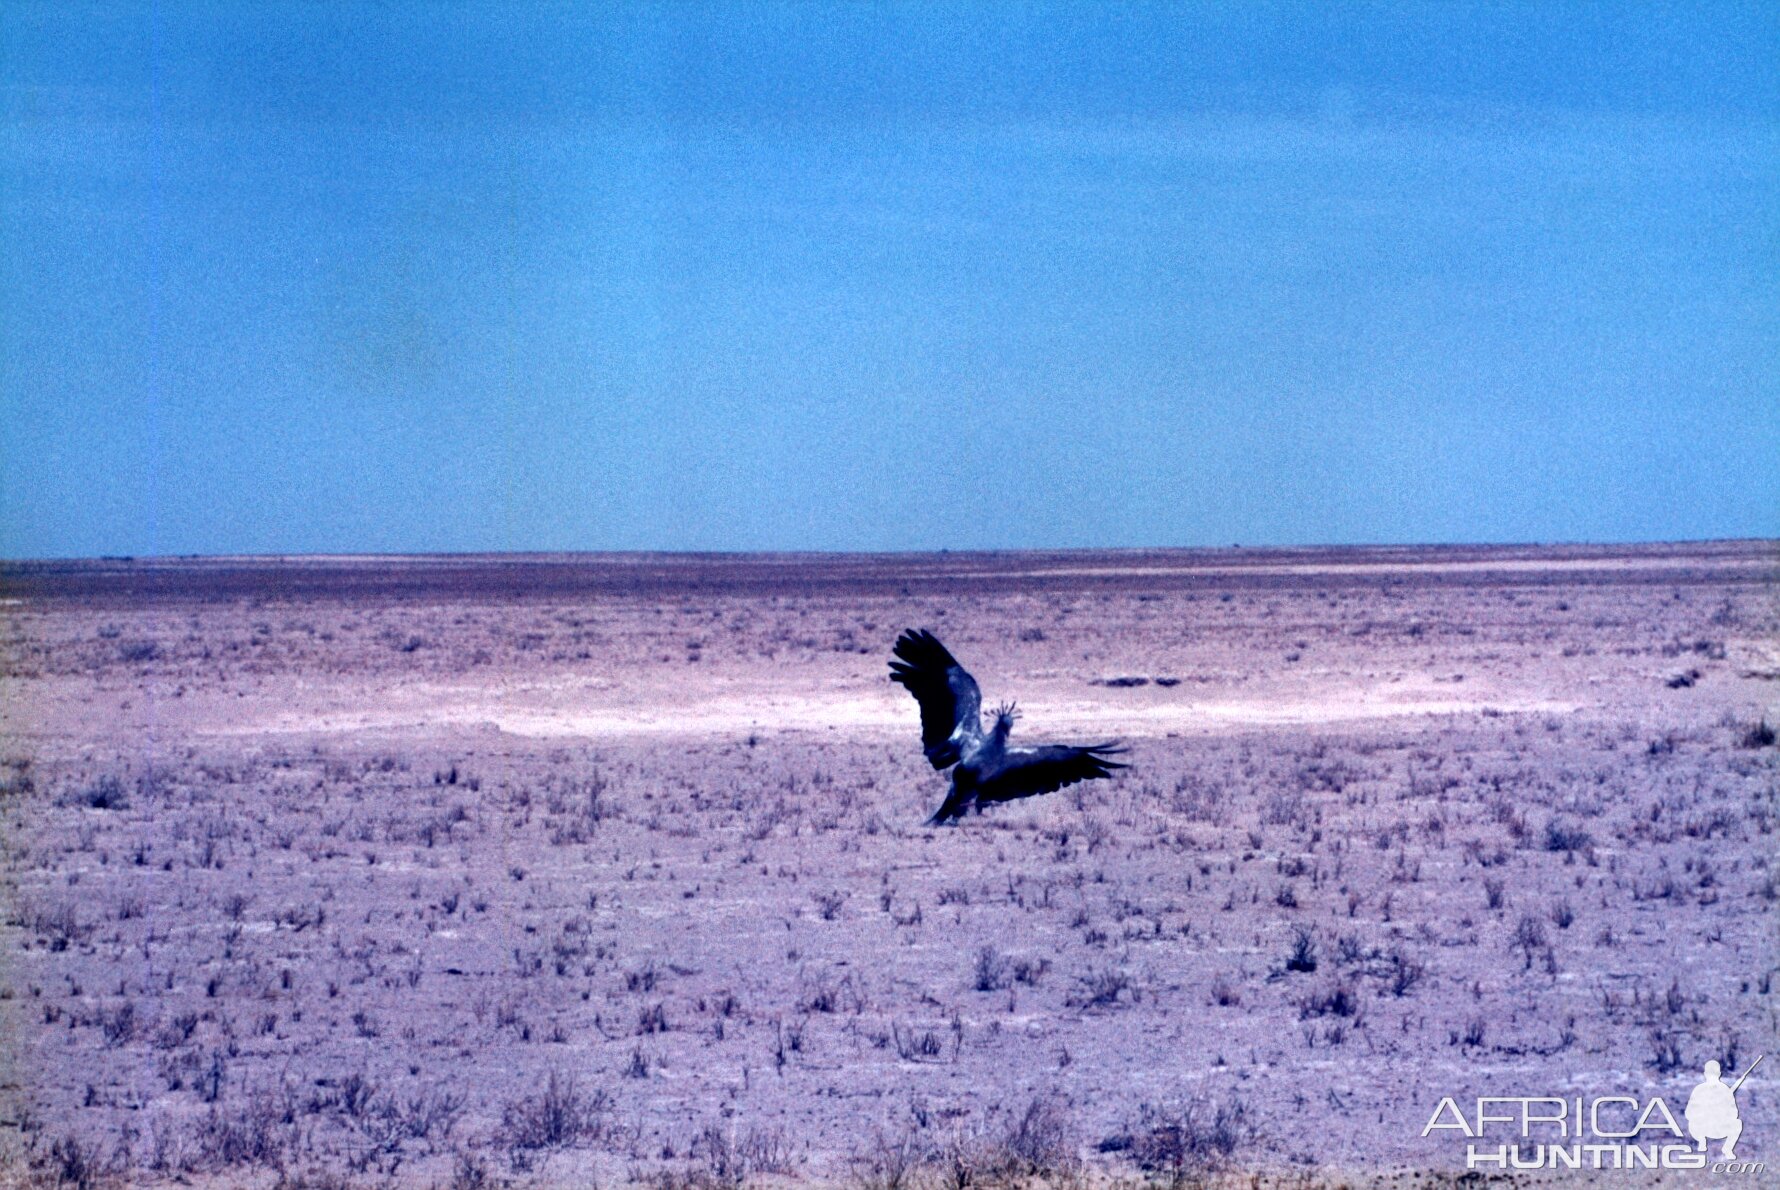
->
[1,544,1775,1188]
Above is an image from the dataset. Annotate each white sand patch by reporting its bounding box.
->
[207,687,1575,741]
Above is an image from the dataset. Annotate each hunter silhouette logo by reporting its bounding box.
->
[1687,1056,1762,1161]
[1422,1053,1765,1174]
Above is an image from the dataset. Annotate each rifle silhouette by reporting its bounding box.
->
[1729,1054,1764,1095]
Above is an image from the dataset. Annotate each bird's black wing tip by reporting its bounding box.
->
[1082,743,1130,773]
[891,628,953,665]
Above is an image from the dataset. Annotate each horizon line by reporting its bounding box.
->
[5,537,1776,570]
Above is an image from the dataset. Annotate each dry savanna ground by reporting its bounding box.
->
[0,544,1775,1188]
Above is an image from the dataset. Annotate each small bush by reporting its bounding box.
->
[30,900,89,952]
[36,1134,105,1190]
[1285,926,1318,973]
[1649,1029,1685,1074]
[1512,915,1548,969]
[119,640,160,663]
[1740,719,1776,748]
[999,1095,1075,1173]
[1483,876,1506,910]
[1117,1097,1254,1182]
[892,1021,942,1061]
[498,1070,609,1152]
[685,1123,794,1188]
[973,946,1011,992]
[932,1097,1077,1187]
[849,1127,928,1190]
[1071,966,1133,1009]
[1387,953,1426,997]
[1543,820,1592,853]
[78,775,130,811]
[193,1091,291,1169]
[100,1002,137,1046]
[1297,981,1357,1019]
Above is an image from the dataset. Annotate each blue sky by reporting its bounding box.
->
[3,2,1775,557]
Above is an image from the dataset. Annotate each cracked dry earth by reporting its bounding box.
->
[0,543,1775,1188]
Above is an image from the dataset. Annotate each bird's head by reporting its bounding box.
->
[989,701,1020,736]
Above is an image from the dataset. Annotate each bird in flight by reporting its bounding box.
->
[889,628,1128,825]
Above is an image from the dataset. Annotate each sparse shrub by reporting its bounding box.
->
[685,1122,794,1187]
[1649,1030,1685,1074]
[1511,915,1548,969]
[1071,966,1133,1009]
[929,1096,1077,1187]
[153,1011,199,1050]
[193,1089,290,1169]
[997,1095,1077,1177]
[1483,876,1506,910]
[547,772,611,843]
[119,640,160,663]
[626,960,660,993]
[337,1072,378,1118]
[30,899,88,952]
[800,973,839,1013]
[1332,933,1373,968]
[196,1050,226,1103]
[1544,819,1592,853]
[892,1021,943,1061]
[37,1133,105,1189]
[1285,926,1318,973]
[849,1127,929,1190]
[1740,719,1776,748]
[1297,981,1356,1019]
[1118,1096,1254,1182]
[1261,789,1304,826]
[448,1151,491,1190]
[76,775,129,811]
[1387,953,1426,997]
[498,1069,609,1151]
[973,946,1011,992]
[100,1001,136,1046]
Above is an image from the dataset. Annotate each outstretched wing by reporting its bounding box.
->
[889,628,982,769]
[977,743,1128,803]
